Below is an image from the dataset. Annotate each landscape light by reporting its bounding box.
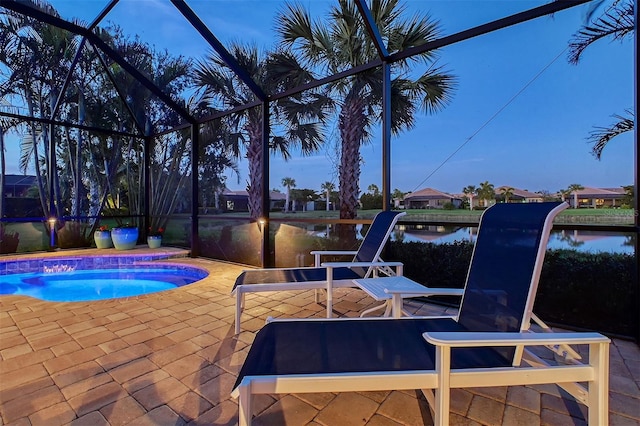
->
[48,217,57,249]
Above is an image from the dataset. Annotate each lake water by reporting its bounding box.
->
[396,225,634,254]
[289,223,635,254]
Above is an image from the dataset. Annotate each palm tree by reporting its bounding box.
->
[276,0,456,219]
[197,117,240,213]
[367,184,380,196]
[477,181,495,208]
[0,97,21,219]
[194,43,328,220]
[299,188,318,212]
[568,0,634,158]
[500,186,515,203]
[1,8,207,243]
[462,185,477,211]
[282,177,296,212]
[567,183,585,208]
[321,181,335,211]
[79,28,196,236]
[621,184,634,207]
[0,1,77,221]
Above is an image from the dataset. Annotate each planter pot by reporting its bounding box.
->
[147,236,162,249]
[94,231,112,249]
[111,227,139,250]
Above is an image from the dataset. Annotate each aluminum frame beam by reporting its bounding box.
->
[170,0,267,102]
[0,0,196,124]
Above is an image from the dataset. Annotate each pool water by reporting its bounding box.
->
[0,266,208,302]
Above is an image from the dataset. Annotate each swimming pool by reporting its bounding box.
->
[0,255,208,302]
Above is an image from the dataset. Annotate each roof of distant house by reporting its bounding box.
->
[495,186,542,199]
[556,186,625,199]
[404,187,458,200]
[601,187,626,194]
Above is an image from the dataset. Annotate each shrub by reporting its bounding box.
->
[360,193,383,210]
[387,241,636,337]
[0,224,20,254]
[536,249,635,336]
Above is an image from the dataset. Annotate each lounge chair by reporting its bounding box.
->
[231,202,610,425]
[232,210,406,333]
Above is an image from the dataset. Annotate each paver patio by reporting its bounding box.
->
[1,249,639,425]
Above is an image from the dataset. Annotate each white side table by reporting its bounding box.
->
[353,276,464,318]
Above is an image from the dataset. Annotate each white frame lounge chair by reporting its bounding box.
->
[231,202,610,425]
[232,211,406,333]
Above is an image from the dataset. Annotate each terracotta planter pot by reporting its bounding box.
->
[111,227,139,250]
[94,231,112,249]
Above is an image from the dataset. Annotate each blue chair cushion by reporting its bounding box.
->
[234,318,513,389]
[233,267,362,291]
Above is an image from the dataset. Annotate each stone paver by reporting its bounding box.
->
[1,249,639,425]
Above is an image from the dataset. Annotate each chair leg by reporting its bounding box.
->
[530,313,582,360]
[383,301,392,317]
[360,302,388,317]
[326,267,333,318]
[238,383,252,426]
[314,289,326,303]
[588,341,610,425]
[235,291,243,335]
[434,345,451,426]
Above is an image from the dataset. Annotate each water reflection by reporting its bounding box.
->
[273,222,635,254]
[397,225,634,254]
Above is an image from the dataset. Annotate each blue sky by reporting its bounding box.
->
[3,0,634,196]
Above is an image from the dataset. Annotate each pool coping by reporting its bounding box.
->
[0,246,190,275]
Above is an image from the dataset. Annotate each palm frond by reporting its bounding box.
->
[589,108,634,159]
[568,0,634,64]
[270,135,291,160]
[387,12,440,61]
[414,66,458,114]
[0,113,21,130]
[286,122,323,154]
[265,50,315,90]
[371,0,404,28]
[276,3,314,48]
[19,132,35,172]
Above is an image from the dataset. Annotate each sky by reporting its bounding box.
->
[1,0,635,196]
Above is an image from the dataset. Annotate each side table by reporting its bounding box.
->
[353,276,463,318]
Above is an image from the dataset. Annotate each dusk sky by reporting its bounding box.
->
[3,0,634,196]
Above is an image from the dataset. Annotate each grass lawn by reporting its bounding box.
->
[268,207,635,224]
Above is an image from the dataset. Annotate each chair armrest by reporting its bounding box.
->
[310,250,358,256]
[385,287,463,297]
[311,250,358,266]
[423,331,610,348]
[321,261,404,268]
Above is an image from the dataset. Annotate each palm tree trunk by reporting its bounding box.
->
[285,189,290,212]
[46,91,63,222]
[25,95,48,220]
[338,98,366,220]
[246,122,263,221]
[74,91,85,218]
